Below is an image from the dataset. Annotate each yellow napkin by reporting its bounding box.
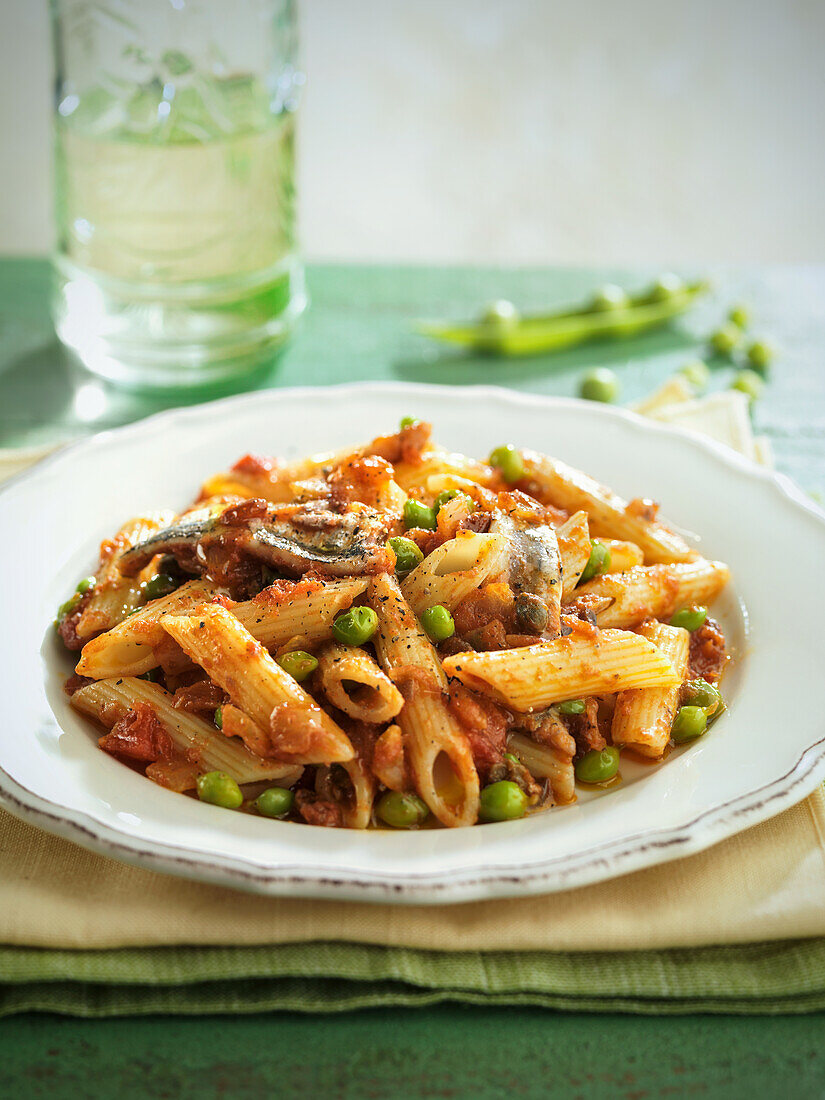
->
[2,393,821,953]
[1,789,824,950]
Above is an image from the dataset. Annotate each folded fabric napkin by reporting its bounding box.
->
[2,391,823,1016]
[1,792,825,1016]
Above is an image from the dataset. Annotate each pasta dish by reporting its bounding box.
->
[58,418,730,829]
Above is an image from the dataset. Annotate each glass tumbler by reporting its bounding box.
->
[50,0,306,389]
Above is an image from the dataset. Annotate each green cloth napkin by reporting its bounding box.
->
[3,939,825,1017]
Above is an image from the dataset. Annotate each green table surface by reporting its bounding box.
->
[2,258,825,1098]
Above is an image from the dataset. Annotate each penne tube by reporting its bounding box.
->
[401,532,509,617]
[315,760,376,830]
[201,427,419,506]
[507,731,576,805]
[233,577,368,651]
[316,641,404,723]
[572,559,730,630]
[161,605,354,765]
[611,622,690,757]
[177,495,245,522]
[200,448,353,504]
[424,473,496,509]
[75,579,220,680]
[75,511,175,641]
[372,724,407,791]
[557,510,591,599]
[602,539,644,573]
[393,448,498,497]
[369,573,480,827]
[71,677,301,786]
[221,704,271,757]
[341,758,376,829]
[521,449,694,564]
[443,628,680,712]
[78,577,367,681]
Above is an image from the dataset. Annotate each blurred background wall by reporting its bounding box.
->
[2,0,823,262]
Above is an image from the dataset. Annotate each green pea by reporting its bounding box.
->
[579,367,619,404]
[575,746,620,784]
[557,699,585,715]
[196,771,243,809]
[648,273,684,302]
[709,323,741,357]
[671,705,708,744]
[669,605,708,632]
[332,606,379,647]
[377,790,430,829]
[746,339,775,375]
[400,416,419,429]
[277,650,319,682]
[728,303,751,329]
[214,706,223,729]
[56,592,81,624]
[590,284,630,311]
[434,489,468,511]
[403,498,437,531]
[420,604,455,643]
[479,780,528,822]
[682,678,723,717]
[256,787,295,818]
[387,536,424,575]
[579,540,611,584]
[75,576,96,595]
[503,752,521,765]
[141,573,178,602]
[481,299,520,327]
[488,444,526,485]
[731,368,764,403]
[679,359,710,391]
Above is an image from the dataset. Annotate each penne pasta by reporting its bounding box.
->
[317,640,404,723]
[161,605,354,765]
[75,579,220,680]
[370,573,480,827]
[75,512,175,641]
[557,510,592,599]
[601,539,644,573]
[315,760,376,830]
[71,677,302,786]
[443,628,680,712]
[572,559,730,630]
[401,532,509,617]
[521,449,694,564]
[611,622,690,757]
[507,731,575,805]
[200,448,353,503]
[78,576,367,681]
[372,724,407,792]
[342,758,376,829]
[233,577,369,651]
[393,448,497,496]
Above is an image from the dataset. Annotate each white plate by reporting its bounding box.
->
[2,382,825,904]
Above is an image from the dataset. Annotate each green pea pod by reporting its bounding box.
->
[416,279,710,358]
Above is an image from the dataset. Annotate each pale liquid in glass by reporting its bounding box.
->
[52,74,304,387]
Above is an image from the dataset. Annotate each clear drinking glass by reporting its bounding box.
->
[50,0,305,389]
